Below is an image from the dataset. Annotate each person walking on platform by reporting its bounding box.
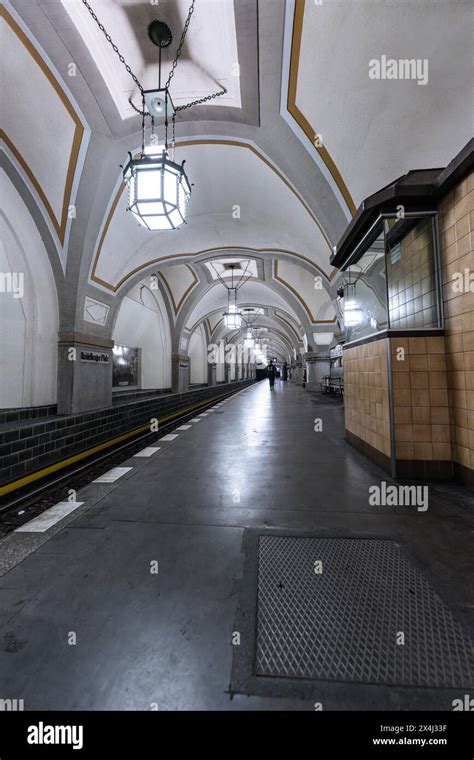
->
[267,361,277,390]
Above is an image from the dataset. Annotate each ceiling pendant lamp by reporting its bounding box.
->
[224,288,242,330]
[123,148,191,231]
[244,329,255,349]
[210,262,253,332]
[82,0,227,231]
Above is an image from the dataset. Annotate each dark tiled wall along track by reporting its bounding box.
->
[0,381,254,488]
[0,405,58,426]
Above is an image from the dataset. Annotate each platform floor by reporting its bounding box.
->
[0,381,473,710]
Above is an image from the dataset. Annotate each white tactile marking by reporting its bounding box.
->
[176,425,192,431]
[159,434,179,441]
[93,467,133,483]
[134,447,161,458]
[15,501,84,533]
[191,418,202,422]
[199,413,209,417]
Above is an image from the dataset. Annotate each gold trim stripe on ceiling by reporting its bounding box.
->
[288,0,356,216]
[274,260,336,325]
[0,5,85,246]
[92,244,338,294]
[90,139,338,291]
[159,264,199,315]
[273,310,302,341]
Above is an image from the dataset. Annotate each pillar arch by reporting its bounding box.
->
[0,168,59,407]
[188,322,208,385]
[111,283,172,390]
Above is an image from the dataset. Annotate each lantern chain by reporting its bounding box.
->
[165,0,196,90]
[172,115,176,162]
[141,94,146,153]
[81,0,144,93]
[83,0,225,157]
[175,86,228,112]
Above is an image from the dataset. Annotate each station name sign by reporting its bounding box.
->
[80,350,110,364]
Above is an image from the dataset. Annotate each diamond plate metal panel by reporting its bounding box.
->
[256,537,473,687]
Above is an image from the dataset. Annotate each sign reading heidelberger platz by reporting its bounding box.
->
[80,350,110,364]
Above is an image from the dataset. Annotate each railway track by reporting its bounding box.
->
[0,386,244,537]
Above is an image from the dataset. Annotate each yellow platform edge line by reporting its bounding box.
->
[0,388,240,497]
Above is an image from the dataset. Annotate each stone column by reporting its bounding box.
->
[208,362,216,386]
[57,332,113,415]
[293,365,304,385]
[172,353,190,393]
[305,354,330,391]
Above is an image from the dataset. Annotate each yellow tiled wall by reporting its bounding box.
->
[439,171,474,474]
[344,171,473,482]
[344,339,390,457]
[390,336,450,461]
[387,217,438,329]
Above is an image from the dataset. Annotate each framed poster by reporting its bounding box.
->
[112,345,140,388]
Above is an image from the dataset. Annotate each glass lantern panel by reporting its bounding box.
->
[163,168,179,206]
[136,201,166,216]
[136,167,162,201]
[130,209,147,228]
[144,215,173,231]
[167,208,184,228]
[224,313,242,329]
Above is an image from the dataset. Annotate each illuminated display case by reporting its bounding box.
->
[112,345,140,388]
[341,213,442,344]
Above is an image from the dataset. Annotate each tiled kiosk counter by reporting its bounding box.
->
[333,141,473,488]
[344,333,453,480]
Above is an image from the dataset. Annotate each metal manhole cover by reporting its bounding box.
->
[256,536,473,687]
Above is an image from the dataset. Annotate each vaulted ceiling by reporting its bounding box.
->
[2,0,471,359]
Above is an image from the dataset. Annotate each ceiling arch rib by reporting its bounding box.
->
[158,264,198,317]
[89,139,335,293]
[1,3,89,259]
[183,280,302,335]
[213,311,298,350]
[273,259,336,326]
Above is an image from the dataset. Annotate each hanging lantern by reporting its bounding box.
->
[224,310,242,330]
[82,1,227,233]
[123,150,191,231]
[244,329,255,349]
[223,288,242,329]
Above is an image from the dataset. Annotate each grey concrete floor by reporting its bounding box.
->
[0,381,473,710]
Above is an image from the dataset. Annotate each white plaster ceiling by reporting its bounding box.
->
[1,5,84,237]
[91,141,333,290]
[125,280,162,312]
[4,0,472,347]
[204,257,258,281]
[159,263,197,313]
[293,0,473,209]
[61,0,241,120]
[207,312,222,334]
[186,280,300,331]
[275,259,336,324]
